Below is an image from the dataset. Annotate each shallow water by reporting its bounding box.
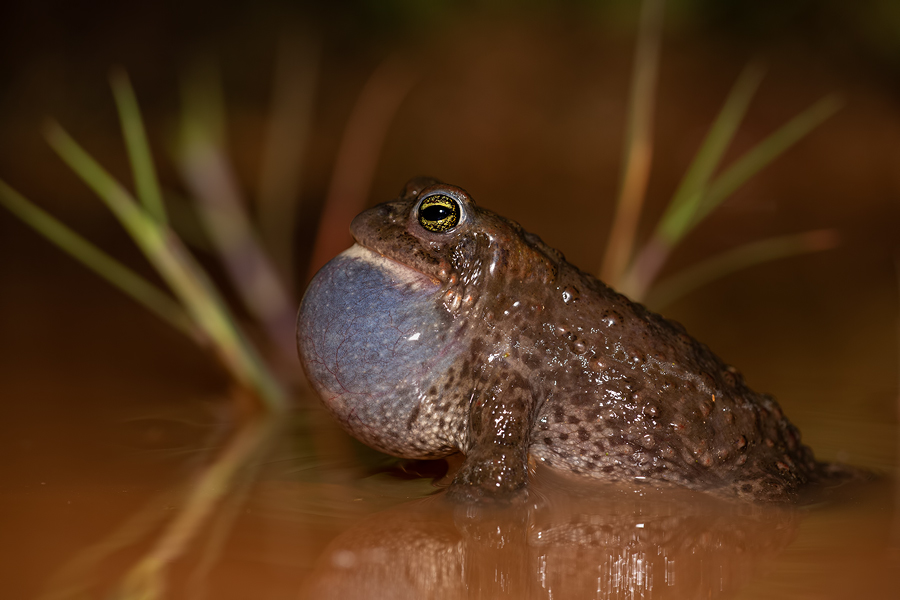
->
[1,398,895,600]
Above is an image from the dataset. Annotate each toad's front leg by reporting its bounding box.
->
[446,372,537,503]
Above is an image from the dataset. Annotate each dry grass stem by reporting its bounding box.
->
[599,0,665,285]
[258,33,321,290]
[306,55,417,280]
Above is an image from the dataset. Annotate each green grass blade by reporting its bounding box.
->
[620,94,840,301]
[110,69,167,224]
[44,121,287,412]
[644,229,839,309]
[658,64,765,245]
[44,121,154,241]
[694,95,842,226]
[0,179,194,336]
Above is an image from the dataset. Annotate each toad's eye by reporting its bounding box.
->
[417,194,461,232]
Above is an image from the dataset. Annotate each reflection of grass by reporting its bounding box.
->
[602,0,840,307]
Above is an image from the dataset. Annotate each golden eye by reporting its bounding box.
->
[417,194,461,232]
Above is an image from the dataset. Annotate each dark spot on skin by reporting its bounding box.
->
[722,370,737,387]
[559,433,569,441]
[553,406,565,423]
[543,437,553,446]
[428,386,437,396]
[577,428,590,442]
[405,403,421,431]
[567,415,580,425]
[742,483,754,493]
[570,394,592,407]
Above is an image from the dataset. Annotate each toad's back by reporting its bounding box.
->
[524,258,818,501]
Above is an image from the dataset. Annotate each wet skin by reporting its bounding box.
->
[297,177,836,502]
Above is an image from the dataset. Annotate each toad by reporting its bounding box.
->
[297,177,843,502]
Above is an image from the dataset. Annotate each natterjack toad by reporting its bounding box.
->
[297,178,841,502]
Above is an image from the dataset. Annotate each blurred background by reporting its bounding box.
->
[1,1,900,598]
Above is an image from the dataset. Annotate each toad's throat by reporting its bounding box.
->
[297,244,466,458]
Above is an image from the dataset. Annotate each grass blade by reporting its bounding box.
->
[695,95,842,225]
[258,32,320,290]
[644,228,839,309]
[599,0,665,285]
[178,61,297,359]
[110,69,167,224]
[306,54,416,280]
[620,94,841,300]
[657,64,765,245]
[0,179,194,336]
[45,121,287,412]
[44,121,164,249]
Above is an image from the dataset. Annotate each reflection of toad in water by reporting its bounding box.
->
[301,474,801,599]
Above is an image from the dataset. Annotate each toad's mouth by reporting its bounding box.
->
[340,243,442,287]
